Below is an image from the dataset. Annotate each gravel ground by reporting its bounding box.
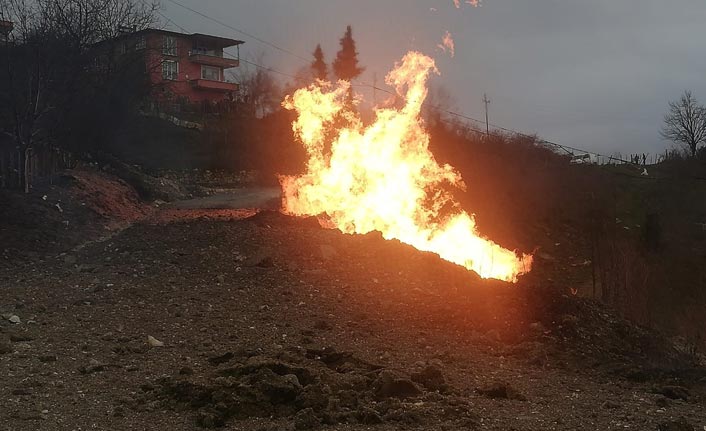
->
[0,209,704,431]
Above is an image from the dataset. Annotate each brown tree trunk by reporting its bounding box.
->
[16,147,22,190]
[24,147,31,194]
[0,150,5,188]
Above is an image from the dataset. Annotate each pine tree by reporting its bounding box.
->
[311,44,328,81]
[332,25,364,81]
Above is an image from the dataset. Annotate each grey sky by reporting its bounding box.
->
[163,0,706,156]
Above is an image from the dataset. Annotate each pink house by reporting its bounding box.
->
[117,28,244,104]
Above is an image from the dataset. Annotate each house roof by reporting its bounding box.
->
[117,28,244,48]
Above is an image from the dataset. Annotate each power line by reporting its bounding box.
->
[163,0,309,63]
[358,83,638,164]
[223,49,300,80]
[483,93,490,137]
[155,9,188,33]
[152,6,301,82]
[151,5,638,167]
[157,3,304,81]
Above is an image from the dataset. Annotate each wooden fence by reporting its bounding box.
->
[0,144,76,190]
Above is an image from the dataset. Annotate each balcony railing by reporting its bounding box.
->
[188,51,239,68]
[189,79,238,92]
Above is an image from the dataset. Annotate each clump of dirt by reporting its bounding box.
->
[151,347,476,429]
[476,381,527,401]
[66,168,150,228]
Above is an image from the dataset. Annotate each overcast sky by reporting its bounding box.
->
[163,0,706,156]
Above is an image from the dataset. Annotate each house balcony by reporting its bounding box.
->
[189,79,238,92]
[188,52,239,68]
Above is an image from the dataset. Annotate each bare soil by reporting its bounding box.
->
[0,166,150,269]
[1,205,705,430]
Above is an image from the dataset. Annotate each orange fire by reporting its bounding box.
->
[438,31,455,58]
[454,0,481,7]
[279,52,532,282]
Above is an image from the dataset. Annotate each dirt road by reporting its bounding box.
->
[0,202,704,430]
[171,187,281,210]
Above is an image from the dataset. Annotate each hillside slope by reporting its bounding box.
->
[0,209,703,430]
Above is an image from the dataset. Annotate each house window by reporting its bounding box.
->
[192,44,216,56]
[162,60,178,80]
[135,36,146,50]
[162,35,177,56]
[201,65,220,81]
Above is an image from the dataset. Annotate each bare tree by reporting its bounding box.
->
[231,53,282,118]
[242,68,281,118]
[0,0,158,192]
[44,0,158,47]
[660,90,706,158]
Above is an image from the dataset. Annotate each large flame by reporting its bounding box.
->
[279,52,532,282]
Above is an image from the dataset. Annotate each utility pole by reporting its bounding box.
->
[372,73,377,106]
[483,93,490,137]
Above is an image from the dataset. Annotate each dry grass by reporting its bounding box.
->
[428,120,706,351]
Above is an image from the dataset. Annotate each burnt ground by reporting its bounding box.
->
[1,207,705,431]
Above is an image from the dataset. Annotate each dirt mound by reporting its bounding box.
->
[0,166,149,265]
[1,206,704,430]
[236,211,699,376]
[66,168,149,228]
[96,154,190,202]
[150,348,477,429]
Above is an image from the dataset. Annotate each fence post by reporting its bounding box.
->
[0,149,5,188]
